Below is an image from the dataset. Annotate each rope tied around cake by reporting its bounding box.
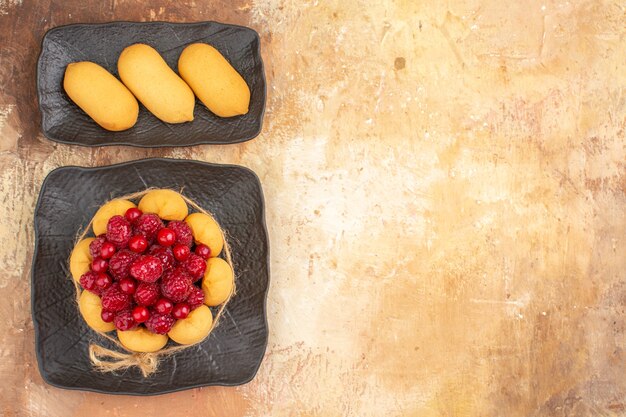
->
[89,344,159,377]
[71,189,236,377]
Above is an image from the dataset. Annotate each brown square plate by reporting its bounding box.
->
[32,158,269,394]
[37,21,266,147]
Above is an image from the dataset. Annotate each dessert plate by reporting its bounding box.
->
[32,158,269,394]
[37,21,266,147]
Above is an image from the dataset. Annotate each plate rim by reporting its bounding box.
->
[36,20,267,148]
[31,157,271,395]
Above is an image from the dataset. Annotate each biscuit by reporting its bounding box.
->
[178,43,250,117]
[118,43,195,123]
[63,61,139,131]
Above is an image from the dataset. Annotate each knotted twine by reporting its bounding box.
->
[70,189,236,377]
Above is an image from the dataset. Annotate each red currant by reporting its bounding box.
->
[172,303,190,319]
[100,242,116,259]
[128,235,148,253]
[91,257,108,273]
[119,278,137,295]
[125,207,143,222]
[194,244,211,260]
[173,244,190,261]
[101,310,115,323]
[154,298,174,315]
[132,306,150,323]
[95,273,112,291]
[157,228,176,246]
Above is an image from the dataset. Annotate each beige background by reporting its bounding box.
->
[1,0,625,416]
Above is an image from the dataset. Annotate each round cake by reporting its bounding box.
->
[69,189,234,352]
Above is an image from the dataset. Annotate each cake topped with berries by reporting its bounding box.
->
[69,189,234,353]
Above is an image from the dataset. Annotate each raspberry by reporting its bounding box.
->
[89,236,106,258]
[108,249,138,280]
[106,215,132,248]
[167,220,193,247]
[101,283,132,312]
[187,286,205,310]
[148,245,175,271]
[130,255,163,282]
[132,214,163,243]
[134,282,160,306]
[145,312,174,334]
[160,268,192,303]
[114,310,136,331]
[183,254,206,282]
[79,270,101,294]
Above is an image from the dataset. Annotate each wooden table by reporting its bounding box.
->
[1,1,624,415]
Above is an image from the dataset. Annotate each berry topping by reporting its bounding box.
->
[154,298,174,315]
[172,303,190,319]
[168,221,193,247]
[119,277,137,295]
[186,286,205,310]
[145,312,175,335]
[133,282,160,306]
[79,270,100,294]
[94,273,113,291]
[91,257,108,273]
[114,310,136,331]
[160,268,192,303]
[108,249,138,280]
[183,254,206,282]
[106,215,132,248]
[172,244,190,262]
[89,236,106,258]
[132,213,163,243]
[148,245,175,271]
[101,283,132,312]
[100,310,115,323]
[194,244,211,260]
[132,306,150,323]
[124,207,143,222]
[130,255,163,283]
[128,235,148,253]
[157,228,176,246]
[100,241,116,259]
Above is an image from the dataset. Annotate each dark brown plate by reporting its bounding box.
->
[37,21,266,147]
[32,158,269,394]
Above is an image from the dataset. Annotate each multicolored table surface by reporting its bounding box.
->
[0,0,624,416]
